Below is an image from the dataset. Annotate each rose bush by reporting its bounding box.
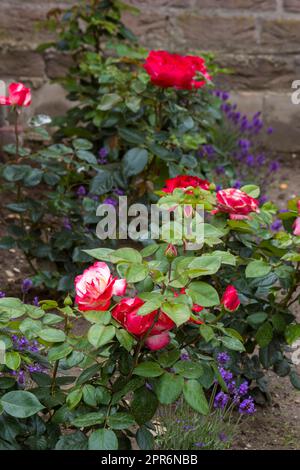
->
[0,182,299,449]
[0,3,281,290]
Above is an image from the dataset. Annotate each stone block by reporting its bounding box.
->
[177,15,257,51]
[261,19,300,51]
[263,92,300,152]
[194,0,276,10]
[0,50,45,78]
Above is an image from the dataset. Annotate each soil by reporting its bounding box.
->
[0,159,299,450]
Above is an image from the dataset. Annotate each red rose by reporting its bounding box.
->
[185,55,211,88]
[212,188,259,220]
[144,51,211,90]
[112,297,175,350]
[0,82,31,107]
[221,285,240,312]
[162,175,210,193]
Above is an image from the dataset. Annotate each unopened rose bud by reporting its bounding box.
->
[64,295,73,307]
[209,182,216,191]
[165,243,177,259]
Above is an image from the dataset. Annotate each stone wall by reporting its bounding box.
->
[1,0,300,152]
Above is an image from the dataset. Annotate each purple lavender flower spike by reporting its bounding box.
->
[0,291,5,298]
[259,195,268,204]
[18,370,26,385]
[114,188,125,196]
[214,391,229,409]
[76,186,86,197]
[269,161,280,172]
[63,217,72,230]
[233,180,242,189]
[239,397,256,415]
[33,296,39,306]
[22,279,33,293]
[238,381,249,397]
[217,352,230,365]
[103,197,118,207]
[219,367,233,384]
[271,219,282,232]
[219,432,228,442]
[180,352,190,361]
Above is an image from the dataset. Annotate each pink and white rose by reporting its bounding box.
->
[75,261,126,312]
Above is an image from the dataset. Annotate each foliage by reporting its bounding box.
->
[0,185,299,449]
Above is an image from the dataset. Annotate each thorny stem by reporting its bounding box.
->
[14,108,20,158]
[51,360,59,396]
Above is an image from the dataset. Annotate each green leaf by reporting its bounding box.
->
[156,372,184,404]
[87,325,115,348]
[119,128,145,145]
[83,248,114,262]
[73,138,93,150]
[245,260,271,278]
[125,96,141,113]
[200,324,215,343]
[188,255,221,278]
[133,361,163,377]
[157,349,181,368]
[66,389,82,410]
[140,244,159,257]
[136,426,154,450]
[125,263,149,283]
[98,93,122,111]
[111,247,142,264]
[255,322,273,348]
[183,380,209,415]
[82,384,97,407]
[108,413,136,430]
[0,297,26,318]
[173,361,203,379]
[131,387,158,425]
[116,329,134,352]
[221,336,245,352]
[241,184,260,198]
[88,429,118,450]
[72,412,105,428]
[39,328,66,343]
[247,312,268,328]
[285,324,300,345]
[90,170,114,195]
[55,431,88,450]
[187,282,219,307]
[1,391,44,418]
[19,318,42,338]
[76,150,97,164]
[83,310,111,325]
[161,302,191,327]
[123,148,148,177]
[5,352,21,371]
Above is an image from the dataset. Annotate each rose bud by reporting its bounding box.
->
[165,243,178,259]
[221,285,240,312]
